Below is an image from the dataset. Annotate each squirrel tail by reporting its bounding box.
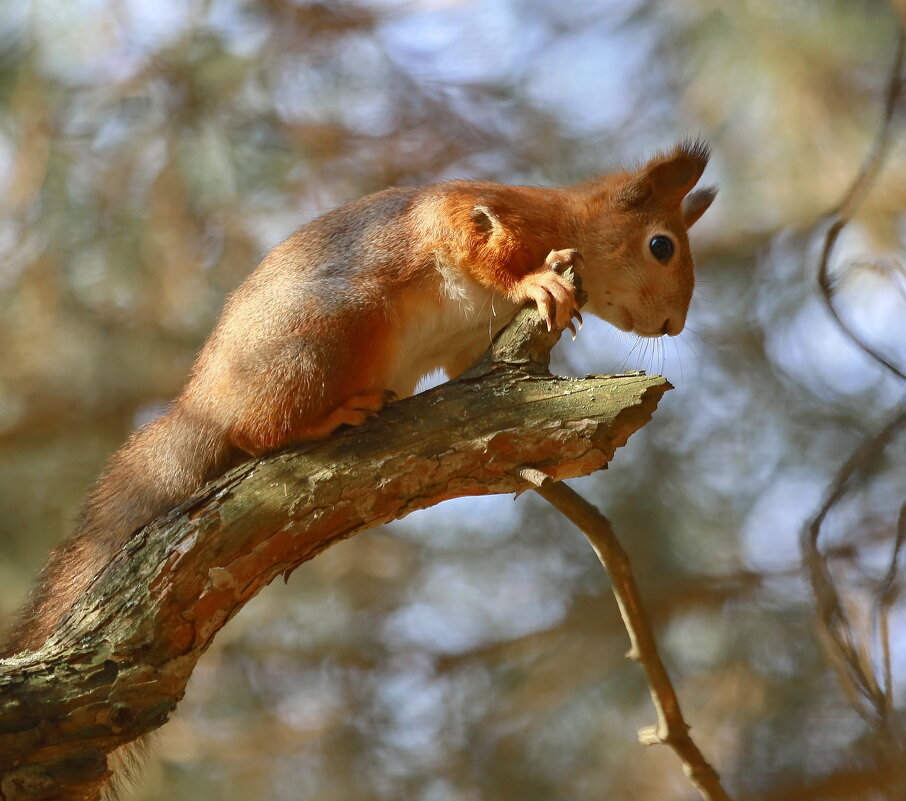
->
[1,403,234,656]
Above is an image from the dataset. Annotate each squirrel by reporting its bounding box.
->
[1,139,715,798]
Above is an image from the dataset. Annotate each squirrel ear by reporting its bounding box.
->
[682,185,717,228]
[618,139,711,208]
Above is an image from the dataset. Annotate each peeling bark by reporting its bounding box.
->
[0,281,669,798]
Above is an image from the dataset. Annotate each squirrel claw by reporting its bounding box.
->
[513,248,583,334]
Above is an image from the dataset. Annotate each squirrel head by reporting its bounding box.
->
[580,139,716,337]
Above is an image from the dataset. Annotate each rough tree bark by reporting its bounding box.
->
[0,276,668,800]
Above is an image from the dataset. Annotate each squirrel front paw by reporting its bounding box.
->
[514,249,584,336]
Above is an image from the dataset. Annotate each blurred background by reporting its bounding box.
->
[1,1,905,799]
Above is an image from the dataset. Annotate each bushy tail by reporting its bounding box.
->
[1,404,238,799]
[2,403,233,655]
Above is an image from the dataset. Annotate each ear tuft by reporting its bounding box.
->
[675,137,711,172]
[647,138,710,201]
[619,138,711,208]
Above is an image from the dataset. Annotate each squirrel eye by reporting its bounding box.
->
[649,235,674,263]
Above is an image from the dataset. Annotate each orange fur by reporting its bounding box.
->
[2,140,716,800]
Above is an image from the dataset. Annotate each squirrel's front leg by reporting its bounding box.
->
[510,248,584,334]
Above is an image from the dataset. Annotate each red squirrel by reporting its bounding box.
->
[2,139,714,790]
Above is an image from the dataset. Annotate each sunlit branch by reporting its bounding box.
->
[0,272,670,799]
[520,467,734,801]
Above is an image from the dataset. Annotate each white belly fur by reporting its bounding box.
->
[387,261,518,397]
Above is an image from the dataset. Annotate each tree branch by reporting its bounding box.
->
[815,26,906,381]
[801,406,906,733]
[0,272,670,800]
[803,14,906,795]
[521,469,733,801]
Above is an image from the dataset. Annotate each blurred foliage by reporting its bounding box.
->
[1,1,905,799]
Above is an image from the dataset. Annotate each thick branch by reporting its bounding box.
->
[0,279,668,799]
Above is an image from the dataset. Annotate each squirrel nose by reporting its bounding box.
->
[660,318,671,335]
[662,317,684,337]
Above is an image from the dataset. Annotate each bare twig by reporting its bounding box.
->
[520,468,733,801]
[816,29,906,382]
[803,17,906,791]
[875,502,906,722]
[801,406,906,727]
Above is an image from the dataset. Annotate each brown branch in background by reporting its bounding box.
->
[804,13,906,797]
[816,28,906,381]
[876,502,906,723]
[520,468,733,801]
[802,407,906,727]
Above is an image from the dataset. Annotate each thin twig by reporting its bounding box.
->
[520,467,733,801]
[803,18,906,790]
[875,502,906,723]
[801,405,906,726]
[816,29,906,382]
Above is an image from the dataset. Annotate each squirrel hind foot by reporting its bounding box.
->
[231,390,395,456]
[292,391,394,440]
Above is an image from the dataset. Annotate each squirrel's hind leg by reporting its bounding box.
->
[225,313,399,457]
